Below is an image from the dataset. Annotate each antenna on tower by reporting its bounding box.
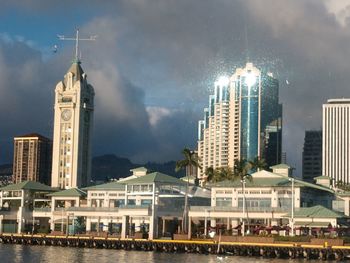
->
[57,29,97,63]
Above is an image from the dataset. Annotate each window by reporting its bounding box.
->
[278,198,292,209]
[216,197,232,207]
[238,198,271,208]
[115,199,125,207]
[127,199,136,206]
[141,199,152,206]
[141,185,149,192]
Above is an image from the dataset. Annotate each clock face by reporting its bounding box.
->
[61,109,72,121]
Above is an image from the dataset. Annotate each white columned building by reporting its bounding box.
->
[322,98,350,185]
[51,60,95,189]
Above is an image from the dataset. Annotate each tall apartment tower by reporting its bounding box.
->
[302,130,322,182]
[197,63,282,180]
[197,77,230,173]
[51,60,95,189]
[322,99,350,185]
[13,133,52,185]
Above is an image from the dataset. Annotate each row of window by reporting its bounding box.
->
[215,197,292,208]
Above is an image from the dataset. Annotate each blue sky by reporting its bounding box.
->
[1,0,350,175]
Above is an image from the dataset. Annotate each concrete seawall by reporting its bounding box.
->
[0,234,350,260]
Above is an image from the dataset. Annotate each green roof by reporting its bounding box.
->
[283,205,345,218]
[47,188,86,197]
[0,181,54,192]
[270,164,291,169]
[121,172,185,185]
[83,181,125,191]
[211,177,334,193]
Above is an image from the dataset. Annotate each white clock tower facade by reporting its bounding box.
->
[51,61,94,189]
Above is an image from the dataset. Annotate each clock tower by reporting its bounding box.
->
[51,60,94,189]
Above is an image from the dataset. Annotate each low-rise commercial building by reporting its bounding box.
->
[1,166,350,238]
[0,168,210,239]
[189,165,346,236]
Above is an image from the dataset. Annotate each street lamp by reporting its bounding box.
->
[289,177,295,236]
[32,214,35,235]
[241,176,247,237]
[60,205,64,233]
[204,209,208,237]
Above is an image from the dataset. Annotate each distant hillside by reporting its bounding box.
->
[0,164,12,176]
[91,154,136,181]
[0,155,185,182]
[92,154,185,181]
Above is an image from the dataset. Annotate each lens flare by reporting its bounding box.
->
[216,76,229,86]
[244,73,256,87]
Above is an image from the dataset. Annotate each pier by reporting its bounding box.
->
[1,234,350,260]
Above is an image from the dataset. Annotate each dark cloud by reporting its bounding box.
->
[1,1,350,174]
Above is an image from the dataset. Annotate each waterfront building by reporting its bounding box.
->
[0,169,210,238]
[1,167,350,236]
[322,99,350,185]
[12,133,52,185]
[197,63,282,181]
[0,181,54,233]
[51,59,95,189]
[189,165,343,235]
[302,130,322,182]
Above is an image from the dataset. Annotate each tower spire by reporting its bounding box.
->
[58,29,97,63]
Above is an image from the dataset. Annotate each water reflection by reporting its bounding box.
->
[0,244,336,263]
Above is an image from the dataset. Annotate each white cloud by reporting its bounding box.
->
[324,0,350,26]
[146,106,175,127]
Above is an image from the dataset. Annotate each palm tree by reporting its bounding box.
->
[204,166,215,184]
[175,148,201,234]
[232,159,251,182]
[249,156,267,172]
[232,159,252,236]
[216,166,234,182]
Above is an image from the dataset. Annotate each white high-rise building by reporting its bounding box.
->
[197,63,282,181]
[197,77,231,176]
[322,98,350,185]
[51,60,95,189]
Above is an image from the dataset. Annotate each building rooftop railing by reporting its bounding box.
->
[190,206,288,213]
[64,205,151,212]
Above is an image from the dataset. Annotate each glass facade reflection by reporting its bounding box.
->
[233,64,282,167]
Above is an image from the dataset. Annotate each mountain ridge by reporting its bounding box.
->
[0,154,185,182]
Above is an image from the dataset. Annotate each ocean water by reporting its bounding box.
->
[0,244,336,262]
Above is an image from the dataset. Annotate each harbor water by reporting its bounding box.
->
[0,244,337,263]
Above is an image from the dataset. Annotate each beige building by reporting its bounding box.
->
[197,78,231,179]
[0,169,210,238]
[189,165,341,236]
[51,60,95,189]
[197,63,282,181]
[13,133,52,185]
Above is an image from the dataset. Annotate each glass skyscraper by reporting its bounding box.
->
[197,63,282,180]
